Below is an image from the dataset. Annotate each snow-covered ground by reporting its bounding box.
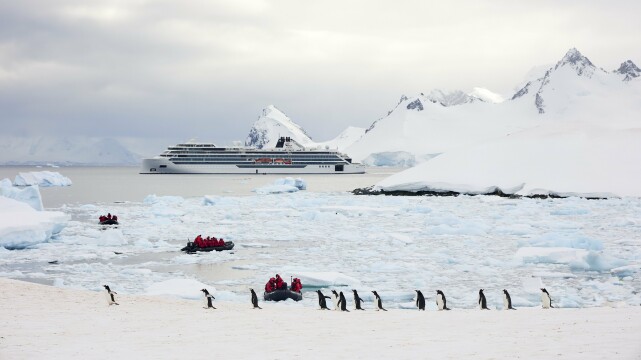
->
[1,278,640,359]
[2,189,640,310]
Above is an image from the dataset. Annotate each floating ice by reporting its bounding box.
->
[0,196,68,249]
[145,278,215,300]
[1,178,44,210]
[14,171,72,187]
[143,194,184,205]
[518,232,603,250]
[254,177,306,194]
[516,247,625,272]
[295,271,361,287]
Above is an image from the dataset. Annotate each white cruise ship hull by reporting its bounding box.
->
[140,158,366,174]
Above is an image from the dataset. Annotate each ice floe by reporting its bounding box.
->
[14,171,72,187]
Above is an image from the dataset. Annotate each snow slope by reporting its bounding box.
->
[370,49,641,197]
[0,136,141,165]
[346,93,537,163]
[315,126,366,150]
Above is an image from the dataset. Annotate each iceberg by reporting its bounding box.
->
[254,177,307,194]
[0,196,68,249]
[14,171,72,187]
[0,178,44,211]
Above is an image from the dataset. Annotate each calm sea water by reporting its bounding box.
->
[0,166,401,208]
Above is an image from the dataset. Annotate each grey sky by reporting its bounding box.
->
[1,0,639,146]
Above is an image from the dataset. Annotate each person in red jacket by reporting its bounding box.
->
[218,238,224,247]
[275,274,286,290]
[291,278,303,293]
[195,235,203,248]
[265,278,275,293]
[107,213,112,220]
[99,215,106,222]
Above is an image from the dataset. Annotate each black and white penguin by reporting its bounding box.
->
[352,290,365,310]
[103,285,119,305]
[541,288,553,309]
[316,290,331,310]
[503,289,516,310]
[338,291,350,312]
[371,291,387,311]
[415,290,426,311]
[436,290,450,310]
[249,288,262,309]
[201,288,216,309]
[331,290,340,311]
[478,289,489,310]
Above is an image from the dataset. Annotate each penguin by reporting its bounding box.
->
[316,290,331,310]
[249,288,262,309]
[338,291,350,312]
[331,290,340,311]
[415,290,425,311]
[352,289,365,310]
[503,289,516,310]
[201,288,216,309]
[436,290,450,310]
[103,285,119,305]
[371,291,387,311]
[541,288,553,309]
[478,289,489,310]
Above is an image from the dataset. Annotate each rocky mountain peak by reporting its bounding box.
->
[554,48,595,77]
[615,60,640,81]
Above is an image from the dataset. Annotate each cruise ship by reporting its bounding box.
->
[140,137,366,174]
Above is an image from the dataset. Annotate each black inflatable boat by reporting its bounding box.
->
[181,241,235,253]
[264,289,303,302]
[100,219,119,225]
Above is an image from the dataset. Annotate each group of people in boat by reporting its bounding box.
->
[193,234,226,248]
[98,213,118,222]
[264,274,303,293]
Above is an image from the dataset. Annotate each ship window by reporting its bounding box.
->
[159,165,167,168]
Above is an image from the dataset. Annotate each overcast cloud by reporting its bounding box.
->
[0,0,639,145]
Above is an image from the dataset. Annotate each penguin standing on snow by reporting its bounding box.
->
[201,288,216,309]
[249,288,262,309]
[316,290,331,310]
[503,289,516,310]
[103,285,119,306]
[436,290,450,310]
[371,291,387,311]
[478,289,489,310]
[415,290,426,311]
[331,290,340,311]
[352,290,365,310]
[541,288,553,309]
[338,291,350,312]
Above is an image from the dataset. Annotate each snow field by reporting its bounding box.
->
[3,278,641,359]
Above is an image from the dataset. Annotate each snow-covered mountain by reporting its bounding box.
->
[315,126,366,151]
[614,60,640,81]
[371,48,641,197]
[0,136,141,165]
[424,88,503,106]
[245,105,314,149]
[348,48,639,163]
